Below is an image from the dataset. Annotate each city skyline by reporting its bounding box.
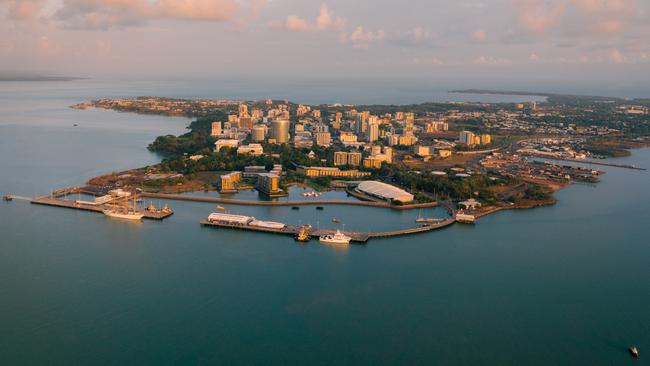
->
[1,0,649,90]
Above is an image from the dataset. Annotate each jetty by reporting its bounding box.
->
[10,195,174,220]
[200,216,456,243]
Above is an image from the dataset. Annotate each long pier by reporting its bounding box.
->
[29,196,173,220]
[141,192,441,210]
[200,217,456,243]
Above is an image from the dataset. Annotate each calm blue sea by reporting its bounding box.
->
[0,79,649,365]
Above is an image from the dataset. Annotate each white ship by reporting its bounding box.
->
[102,209,145,220]
[319,230,351,245]
[103,192,145,221]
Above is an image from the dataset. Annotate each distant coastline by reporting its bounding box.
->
[0,75,88,82]
[448,89,642,102]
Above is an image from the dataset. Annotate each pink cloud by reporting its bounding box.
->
[608,48,625,63]
[276,3,345,33]
[516,0,567,34]
[471,29,487,42]
[52,0,250,30]
[6,0,45,20]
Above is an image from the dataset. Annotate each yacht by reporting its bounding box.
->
[319,230,351,245]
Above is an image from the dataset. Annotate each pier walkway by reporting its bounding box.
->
[200,217,456,243]
[30,196,173,220]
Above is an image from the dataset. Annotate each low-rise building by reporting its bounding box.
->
[296,166,371,178]
[363,157,383,169]
[215,139,240,152]
[220,171,241,193]
[256,173,284,196]
[237,144,264,156]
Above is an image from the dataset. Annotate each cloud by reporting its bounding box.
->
[608,48,625,63]
[572,0,638,34]
[346,26,385,48]
[471,28,487,42]
[389,26,439,48]
[516,0,567,34]
[6,0,45,20]
[474,55,514,65]
[52,0,245,30]
[529,52,540,61]
[275,3,345,33]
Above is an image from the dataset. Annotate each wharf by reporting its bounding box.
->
[200,217,456,243]
[30,196,173,220]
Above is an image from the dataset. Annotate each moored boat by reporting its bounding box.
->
[629,346,640,358]
[319,230,351,245]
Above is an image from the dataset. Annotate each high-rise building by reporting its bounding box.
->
[531,101,537,111]
[251,125,266,142]
[211,121,222,137]
[395,111,404,121]
[334,112,342,129]
[333,151,348,166]
[480,134,492,145]
[271,119,290,144]
[348,152,362,166]
[367,122,379,142]
[239,117,253,130]
[356,111,370,134]
[459,131,476,145]
[315,132,331,146]
[238,104,249,118]
[404,113,415,135]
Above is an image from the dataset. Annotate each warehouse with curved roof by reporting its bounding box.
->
[355,181,414,203]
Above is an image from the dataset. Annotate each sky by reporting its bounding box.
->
[1,0,649,92]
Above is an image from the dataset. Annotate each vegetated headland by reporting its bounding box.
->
[66,92,649,221]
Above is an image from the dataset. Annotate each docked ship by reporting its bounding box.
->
[319,230,351,245]
[103,192,144,221]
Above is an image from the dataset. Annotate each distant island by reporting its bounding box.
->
[0,74,88,82]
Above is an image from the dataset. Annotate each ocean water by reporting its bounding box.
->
[0,80,649,365]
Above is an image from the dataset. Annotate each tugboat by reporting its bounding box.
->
[319,230,351,245]
[629,346,640,359]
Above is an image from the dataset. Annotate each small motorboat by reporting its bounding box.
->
[216,205,226,211]
[332,218,340,223]
[292,206,300,210]
[3,195,12,202]
[316,206,324,210]
[629,346,640,359]
[73,123,78,127]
